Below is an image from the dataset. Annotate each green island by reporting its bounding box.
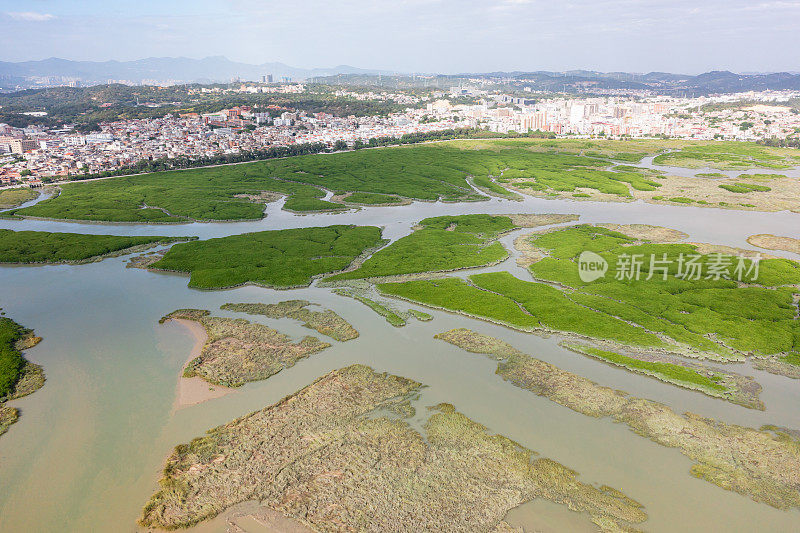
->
[7,139,799,224]
[561,343,762,409]
[0,188,39,209]
[330,213,579,281]
[331,214,515,280]
[719,183,772,193]
[332,287,432,327]
[160,309,330,388]
[0,315,45,436]
[139,364,647,531]
[0,229,192,264]
[221,300,358,342]
[435,329,800,510]
[149,225,385,289]
[378,225,800,372]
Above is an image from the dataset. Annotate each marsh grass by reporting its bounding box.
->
[151,225,385,289]
[331,214,516,280]
[379,224,800,362]
[0,188,38,209]
[0,229,190,264]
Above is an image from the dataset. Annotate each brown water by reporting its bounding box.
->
[1,170,800,532]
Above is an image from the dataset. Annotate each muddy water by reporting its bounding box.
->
[1,175,800,532]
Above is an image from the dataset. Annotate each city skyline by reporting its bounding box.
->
[2,0,800,74]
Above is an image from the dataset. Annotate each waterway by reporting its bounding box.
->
[1,163,800,532]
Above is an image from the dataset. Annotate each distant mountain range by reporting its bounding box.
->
[0,56,393,89]
[318,69,800,96]
[2,57,800,96]
[502,70,800,95]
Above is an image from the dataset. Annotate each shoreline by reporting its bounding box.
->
[169,318,235,410]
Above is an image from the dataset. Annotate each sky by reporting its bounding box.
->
[2,0,799,74]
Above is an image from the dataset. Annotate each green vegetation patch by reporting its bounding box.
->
[380,224,800,362]
[0,316,44,437]
[407,309,433,321]
[437,329,800,510]
[162,309,330,388]
[8,140,793,224]
[8,140,688,223]
[282,196,346,212]
[0,318,33,399]
[719,183,772,193]
[0,188,38,209]
[468,137,668,161]
[0,229,190,264]
[11,143,512,222]
[521,167,662,197]
[379,274,664,347]
[561,343,763,409]
[526,225,800,359]
[139,365,647,531]
[221,301,358,341]
[333,289,408,327]
[7,165,338,222]
[331,214,516,280]
[652,142,797,170]
[150,225,385,289]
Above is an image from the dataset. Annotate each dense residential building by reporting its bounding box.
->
[2,86,799,186]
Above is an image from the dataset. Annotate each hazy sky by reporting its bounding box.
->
[2,0,799,73]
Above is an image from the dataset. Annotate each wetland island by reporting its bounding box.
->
[3,137,800,532]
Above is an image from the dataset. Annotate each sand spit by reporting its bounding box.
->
[747,234,800,255]
[170,318,236,409]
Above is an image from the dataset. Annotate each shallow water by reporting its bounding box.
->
[1,169,800,532]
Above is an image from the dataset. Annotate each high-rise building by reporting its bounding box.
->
[10,139,40,154]
[569,104,585,124]
[534,111,548,130]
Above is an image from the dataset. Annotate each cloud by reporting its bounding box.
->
[7,11,56,22]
